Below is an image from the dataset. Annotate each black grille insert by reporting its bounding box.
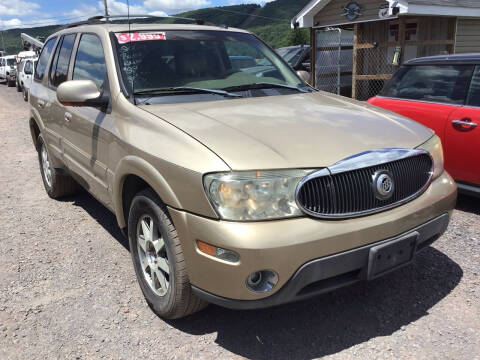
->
[297,154,433,218]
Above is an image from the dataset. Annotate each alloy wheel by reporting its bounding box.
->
[136,215,170,296]
[41,143,52,187]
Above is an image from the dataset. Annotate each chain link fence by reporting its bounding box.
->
[354,21,398,101]
[314,28,353,97]
[314,18,453,101]
[354,18,453,100]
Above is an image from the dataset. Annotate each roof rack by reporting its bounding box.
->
[63,14,216,29]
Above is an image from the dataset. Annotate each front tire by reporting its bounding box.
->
[23,87,28,102]
[128,189,207,319]
[37,134,78,199]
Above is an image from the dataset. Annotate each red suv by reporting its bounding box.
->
[368,54,480,196]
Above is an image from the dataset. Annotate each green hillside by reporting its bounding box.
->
[0,25,59,55]
[0,0,310,55]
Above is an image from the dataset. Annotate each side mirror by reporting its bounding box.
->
[296,70,311,85]
[57,80,106,108]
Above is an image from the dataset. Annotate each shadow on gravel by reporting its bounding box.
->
[61,190,129,251]
[60,189,463,359]
[169,247,462,360]
[456,194,480,215]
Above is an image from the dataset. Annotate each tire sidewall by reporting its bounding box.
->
[128,193,177,315]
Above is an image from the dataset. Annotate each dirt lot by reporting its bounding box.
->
[0,83,479,360]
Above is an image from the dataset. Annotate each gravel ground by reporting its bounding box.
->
[0,83,479,360]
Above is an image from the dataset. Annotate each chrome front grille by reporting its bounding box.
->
[296,150,433,219]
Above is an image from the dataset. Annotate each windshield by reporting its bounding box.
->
[7,58,16,67]
[114,30,305,103]
[276,47,303,67]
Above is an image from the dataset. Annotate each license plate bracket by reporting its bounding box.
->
[367,232,419,280]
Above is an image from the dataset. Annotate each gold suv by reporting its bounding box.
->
[29,17,457,319]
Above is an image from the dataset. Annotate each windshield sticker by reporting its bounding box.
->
[115,32,166,44]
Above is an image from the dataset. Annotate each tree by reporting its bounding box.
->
[287,28,309,46]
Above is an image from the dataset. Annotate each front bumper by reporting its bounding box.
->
[169,171,456,305]
[192,213,449,309]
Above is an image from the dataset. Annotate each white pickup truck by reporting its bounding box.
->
[0,55,18,87]
[19,58,37,101]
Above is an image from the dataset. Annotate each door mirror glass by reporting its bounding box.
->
[57,80,106,107]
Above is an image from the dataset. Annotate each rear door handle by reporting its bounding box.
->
[452,118,477,131]
[64,112,72,122]
[37,99,46,109]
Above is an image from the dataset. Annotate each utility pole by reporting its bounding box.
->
[0,30,6,54]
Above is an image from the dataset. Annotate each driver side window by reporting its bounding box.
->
[73,34,107,90]
[466,66,480,107]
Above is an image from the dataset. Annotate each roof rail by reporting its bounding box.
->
[62,14,216,29]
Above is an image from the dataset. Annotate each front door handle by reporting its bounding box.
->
[37,99,46,109]
[64,112,72,122]
[452,118,477,132]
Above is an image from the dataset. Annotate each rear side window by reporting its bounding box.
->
[466,66,480,107]
[35,37,57,81]
[24,61,32,74]
[50,34,76,88]
[380,65,473,105]
[73,34,107,89]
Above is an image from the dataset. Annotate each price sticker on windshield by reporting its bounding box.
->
[115,32,166,44]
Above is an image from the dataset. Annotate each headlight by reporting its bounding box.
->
[204,169,314,221]
[418,135,444,179]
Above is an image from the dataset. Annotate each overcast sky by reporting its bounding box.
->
[0,0,274,29]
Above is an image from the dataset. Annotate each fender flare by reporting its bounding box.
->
[29,110,45,150]
[113,155,182,229]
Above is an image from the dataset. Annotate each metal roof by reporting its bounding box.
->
[408,0,480,7]
[405,53,480,65]
[292,0,480,28]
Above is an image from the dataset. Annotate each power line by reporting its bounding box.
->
[0,13,100,30]
[212,7,289,22]
[0,3,291,31]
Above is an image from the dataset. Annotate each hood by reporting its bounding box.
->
[139,92,433,171]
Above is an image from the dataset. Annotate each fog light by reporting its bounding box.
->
[196,240,239,263]
[246,270,278,293]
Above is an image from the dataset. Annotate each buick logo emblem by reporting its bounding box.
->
[373,171,394,200]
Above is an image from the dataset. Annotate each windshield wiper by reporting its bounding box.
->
[222,82,309,93]
[134,86,243,98]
